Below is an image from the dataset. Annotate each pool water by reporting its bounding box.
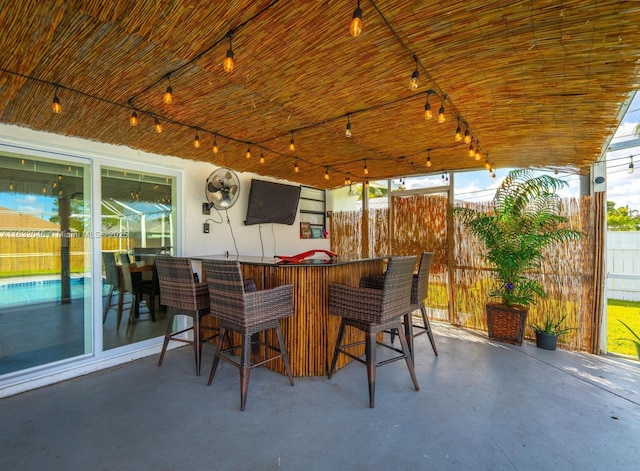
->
[0,278,88,308]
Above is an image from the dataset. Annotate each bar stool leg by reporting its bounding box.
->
[397,321,420,392]
[207,327,225,386]
[240,333,252,411]
[421,305,438,356]
[157,310,175,367]
[366,331,377,408]
[276,325,294,386]
[328,319,346,379]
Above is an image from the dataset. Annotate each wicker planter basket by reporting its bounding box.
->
[486,304,528,346]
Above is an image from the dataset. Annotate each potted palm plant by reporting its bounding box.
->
[530,314,573,350]
[453,169,583,345]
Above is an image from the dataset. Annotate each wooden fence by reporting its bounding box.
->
[607,231,640,301]
[0,236,134,276]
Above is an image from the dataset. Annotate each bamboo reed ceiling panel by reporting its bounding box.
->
[1,0,639,189]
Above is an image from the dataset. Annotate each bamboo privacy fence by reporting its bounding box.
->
[331,194,600,353]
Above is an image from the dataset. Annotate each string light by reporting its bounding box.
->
[246,145,251,159]
[289,131,295,151]
[491,169,497,179]
[410,55,419,91]
[464,126,471,144]
[629,156,635,174]
[193,132,201,149]
[154,117,163,133]
[426,149,432,167]
[364,178,370,188]
[294,159,299,173]
[363,159,369,175]
[324,166,330,180]
[212,134,219,153]
[224,32,235,73]
[52,87,61,114]
[475,141,481,161]
[455,118,462,141]
[42,185,47,194]
[484,157,491,170]
[163,76,173,104]
[349,0,362,38]
[129,110,138,127]
[345,114,352,138]
[468,141,475,158]
[424,92,432,120]
[259,147,265,164]
[438,95,446,123]
[9,181,14,191]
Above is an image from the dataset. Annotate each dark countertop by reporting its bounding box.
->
[191,254,387,267]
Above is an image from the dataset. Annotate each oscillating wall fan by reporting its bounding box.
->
[205,168,240,210]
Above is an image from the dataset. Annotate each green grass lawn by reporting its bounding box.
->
[607,299,640,358]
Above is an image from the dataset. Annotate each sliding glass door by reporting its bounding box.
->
[0,153,91,375]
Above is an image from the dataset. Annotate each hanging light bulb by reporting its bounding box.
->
[463,127,471,144]
[223,32,234,73]
[455,118,462,141]
[468,141,475,158]
[42,185,47,194]
[193,132,201,149]
[426,149,432,167]
[345,114,352,138]
[246,145,251,159]
[163,77,173,104]
[629,156,635,174]
[289,131,295,151]
[410,55,419,91]
[129,110,138,127]
[438,96,446,123]
[491,169,496,179]
[294,160,299,173]
[350,0,362,38]
[424,92,432,120]
[364,178,370,188]
[259,148,265,164]
[154,117,163,133]
[212,134,219,153]
[344,174,349,185]
[475,141,481,161]
[324,167,330,180]
[363,159,369,175]
[52,87,62,114]
[9,181,14,191]
[484,157,491,170]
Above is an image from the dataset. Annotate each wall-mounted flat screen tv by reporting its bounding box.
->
[244,179,301,225]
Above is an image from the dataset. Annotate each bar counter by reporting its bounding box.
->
[192,254,387,376]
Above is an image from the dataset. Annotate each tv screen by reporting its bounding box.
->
[244,179,301,226]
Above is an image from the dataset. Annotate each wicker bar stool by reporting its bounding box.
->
[359,252,437,360]
[155,256,216,376]
[328,255,419,408]
[202,259,294,411]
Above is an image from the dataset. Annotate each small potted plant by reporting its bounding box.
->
[453,169,583,345]
[530,314,573,351]
[617,316,640,360]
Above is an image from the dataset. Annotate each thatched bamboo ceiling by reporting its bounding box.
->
[1,0,639,189]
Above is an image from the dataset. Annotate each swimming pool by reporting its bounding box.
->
[0,277,89,308]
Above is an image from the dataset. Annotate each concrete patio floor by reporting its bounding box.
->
[0,323,638,470]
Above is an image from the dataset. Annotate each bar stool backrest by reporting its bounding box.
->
[411,252,434,307]
[379,255,417,323]
[155,256,209,312]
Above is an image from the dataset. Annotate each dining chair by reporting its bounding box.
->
[102,251,121,325]
[359,252,437,360]
[202,259,294,411]
[328,255,419,408]
[155,256,217,376]
[118,252,141,332]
